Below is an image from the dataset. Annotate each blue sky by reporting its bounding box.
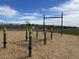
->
[0,0,67,12]
[0,0,79,27]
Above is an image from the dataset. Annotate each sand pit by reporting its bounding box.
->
[0,31,79,59]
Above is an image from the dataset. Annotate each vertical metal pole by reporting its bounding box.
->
[43,14,45,28]
[44,29,46,45]
[61,12,63,36]
[51,28,52,40]
[26,28,28,41]
[28,25,32,57]
[36,29,38,40]
[43,14,46,45]
[3,28,7,48]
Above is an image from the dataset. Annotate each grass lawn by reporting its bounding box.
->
[61,28,79,36]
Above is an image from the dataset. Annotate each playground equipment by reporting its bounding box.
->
[1,12,63,57]
[43,12,63,37]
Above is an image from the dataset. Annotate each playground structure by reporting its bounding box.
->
[2,12,63,57]
[43,12,63,36]
[43,12,63,45]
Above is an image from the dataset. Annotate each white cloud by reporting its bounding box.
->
[0,5,43,25]
[32,13,42,16]
[20,15,39,24]
[0,0,79,27]
[49,0,79,12]
[0,5,18,18]
[6,21,25,24]
[20,16,37,20]
[42,8,46,11]
[0,20,4,22]
[0,5,42,24]
[48,0,79,27]
[30,19,43,24]
[24,12,42,16]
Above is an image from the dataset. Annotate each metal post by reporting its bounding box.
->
[44,29,46,45]
[51,28,53,40]
[43,14,45,27]
[43,14,46,45]
[36,30,38,40]
[3,28,7,48]
[61,12,63,36]
[28,25,32,57]
[26,28,28,41]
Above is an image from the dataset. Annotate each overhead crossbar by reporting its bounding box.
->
[45,17,62,19]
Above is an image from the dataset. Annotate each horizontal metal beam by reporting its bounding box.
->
[45,17,62,19]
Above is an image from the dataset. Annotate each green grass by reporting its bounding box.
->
[60,28,79,36]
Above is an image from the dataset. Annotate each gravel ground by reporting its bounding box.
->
[0,31,79,59]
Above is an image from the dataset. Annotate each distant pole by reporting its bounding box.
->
[43,14,46,45]
[3,28,7,48]
[61,12,63,36]
[43,14,45,28]
[44,28,46,45]
[36,27,38,40]
[26,27,28,41]
[51,28,53,40]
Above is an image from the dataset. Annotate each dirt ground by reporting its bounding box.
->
[0,31,79,59]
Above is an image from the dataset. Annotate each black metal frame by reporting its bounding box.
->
[43,12,64,42]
